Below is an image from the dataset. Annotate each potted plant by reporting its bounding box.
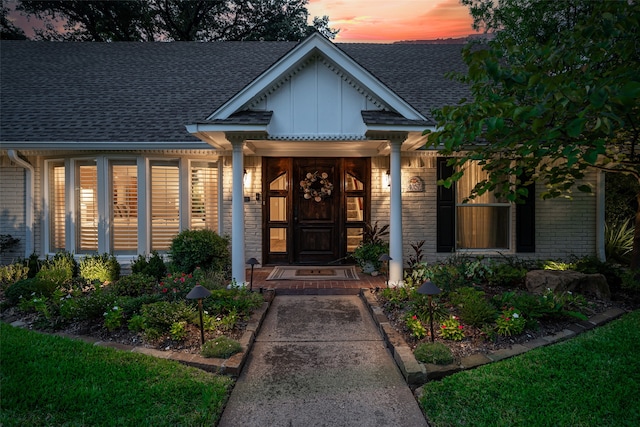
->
[351,222,389,274]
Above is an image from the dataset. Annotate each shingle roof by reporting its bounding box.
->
[0,40,468,143]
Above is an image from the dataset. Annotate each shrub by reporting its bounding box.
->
[26,253,41,278]
[131,251,167,281]
[414,342,454,365]
[201,336,242,359]
[405,314,427,339]
[487,262,527,287]
[0,262,29,290]
[403,261,430,287]
[169,321,189,341]
[110,273,157,297]
[351,241,388,273]
[439,316,465,341]
[139,301,196,332]
[5,278,56,305]
[496,307,526,336]
[605,220,634,265]
[620,269,640,292]
[128,314,147,332]
[158,271,202,301]
[450,287,497,328]
[0,234,20,254]
[169,229,230,274]
[74,286,119,321]
[79,253,120,283]
[36,252,78,287]
[203,288,264,318]
[103,305,124,331]
[116,294,162,318]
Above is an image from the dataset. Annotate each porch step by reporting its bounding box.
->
[270,287,363,296]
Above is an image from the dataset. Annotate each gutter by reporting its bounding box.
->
[596,171,606,262]
[7,150,34,257]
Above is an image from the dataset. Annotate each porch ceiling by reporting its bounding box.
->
[188,130,430,156]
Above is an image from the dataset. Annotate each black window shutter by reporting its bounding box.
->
[436,158,455,253]
[516,179,536,252]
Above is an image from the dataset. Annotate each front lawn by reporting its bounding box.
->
[0,323,233,426]
[419,310,640,427]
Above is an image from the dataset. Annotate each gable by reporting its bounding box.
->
[248,52,390,140]
[193,33,431,148]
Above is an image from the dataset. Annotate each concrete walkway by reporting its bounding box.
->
[217,295,428,427]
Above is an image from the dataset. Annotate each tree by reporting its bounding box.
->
[16,0,338,41]
[426,0,640,268]
[1,4,27,39]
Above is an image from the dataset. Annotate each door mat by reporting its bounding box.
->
[266,266,359,281]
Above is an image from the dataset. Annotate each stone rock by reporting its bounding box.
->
[525,270,611,300]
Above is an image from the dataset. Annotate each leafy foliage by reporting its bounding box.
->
[0,262,29,290]
[169,229,230,275]
[605,220,634,265]
[16,0,338,42]
[201,336,242,359]
[0,234,20,253]
[439,315,465,341]
[495,307,526,336]
[414,342,454,365]
[450,286,497,328]
[131,251,167,281]
[428,0,640,268]
[110,273,158,297]
[79,253,120,283]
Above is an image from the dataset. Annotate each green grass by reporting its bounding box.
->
[420,310,640,427]
[0,323,233,426]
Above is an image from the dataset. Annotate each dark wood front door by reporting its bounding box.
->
[293,158,339,264]
[263,157,370,265]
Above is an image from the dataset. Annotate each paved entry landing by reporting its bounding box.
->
[217,295,427,427]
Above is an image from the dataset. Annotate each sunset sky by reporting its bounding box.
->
[6,0,476,43]
[308,0,476,43]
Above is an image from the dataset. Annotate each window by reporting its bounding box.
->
[111,162,138,254]
[46,156,220,256]
[151,161,180,251]
[190,162,218,231]
[48,162,66,252]
[267,172,288,253]
[76,161,98,253]
[456,163,510,250]
[345,172,366,252]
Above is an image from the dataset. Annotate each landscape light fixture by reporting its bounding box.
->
[378,253,392,288]
[246,257,260,291]
[186,284,212,345]
[417,280,441,343]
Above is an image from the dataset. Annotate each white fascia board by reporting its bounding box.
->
[365,124,434,133]
[0,140,213,151]
[210,33,427,122]
[185,123,269,133]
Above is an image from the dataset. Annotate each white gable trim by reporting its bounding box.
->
[208,33,427,122]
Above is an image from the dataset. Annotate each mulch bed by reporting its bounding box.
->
[374,285,639,362]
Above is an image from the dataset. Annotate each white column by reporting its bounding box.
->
[231,140,246,287]
[389,139,404,286]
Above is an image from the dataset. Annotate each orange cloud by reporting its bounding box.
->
[308,0,476,43]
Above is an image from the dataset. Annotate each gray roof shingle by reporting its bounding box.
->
[1,40,468,143]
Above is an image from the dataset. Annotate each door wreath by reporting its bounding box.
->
[300,171,333,202]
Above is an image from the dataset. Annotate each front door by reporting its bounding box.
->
[263,157,370,265]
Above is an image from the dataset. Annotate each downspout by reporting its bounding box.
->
[596,171,606,262]
[7,150,35,257]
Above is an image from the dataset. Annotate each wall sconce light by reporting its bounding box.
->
[383,170,391,188]
[243,169,249,188]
